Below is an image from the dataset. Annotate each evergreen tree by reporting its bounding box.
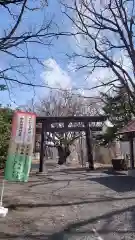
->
[101,86,134,144]
[0,106,13,168]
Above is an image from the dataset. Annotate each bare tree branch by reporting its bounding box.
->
[34,90,101,145]
[60,0,135,106]
[0,0,76,93]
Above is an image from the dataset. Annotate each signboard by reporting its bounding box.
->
[4,111,36,182]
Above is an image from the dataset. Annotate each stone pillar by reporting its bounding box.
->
[85,122,94,170]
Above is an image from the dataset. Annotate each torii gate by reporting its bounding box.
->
[36,115,107,172]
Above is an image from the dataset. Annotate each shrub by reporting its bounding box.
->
[0,108,13,169]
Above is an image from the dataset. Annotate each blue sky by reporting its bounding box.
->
[0,0,78,107]
[1,0,127,108]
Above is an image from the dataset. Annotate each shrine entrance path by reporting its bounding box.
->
[0,167,134,240]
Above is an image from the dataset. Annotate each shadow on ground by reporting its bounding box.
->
[6,195,135,210]
[1,205,135,239]
[29,169,128,190]
[90,175,135,192]
[2,169,135,239]
[51,166,113,174]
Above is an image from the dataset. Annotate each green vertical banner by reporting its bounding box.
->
[4,111,36,182]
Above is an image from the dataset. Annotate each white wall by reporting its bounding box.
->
[120,140,135,157]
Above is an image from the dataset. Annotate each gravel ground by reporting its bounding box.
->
[0,166,135,240]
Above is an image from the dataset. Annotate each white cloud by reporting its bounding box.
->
[68,0,133,91]
[41,58,72,90]
[67,61,77,73]
[85,53,132,93]
[87,68,114,84]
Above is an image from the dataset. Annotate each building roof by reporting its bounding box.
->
[119,120,135,134]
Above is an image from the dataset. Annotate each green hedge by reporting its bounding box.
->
[0,108,13,168]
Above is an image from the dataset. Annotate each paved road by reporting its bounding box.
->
[0,167,135,239]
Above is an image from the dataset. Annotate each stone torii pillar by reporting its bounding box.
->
[129,133,134,169]
[85,122,94,170]
[39,122,45,173]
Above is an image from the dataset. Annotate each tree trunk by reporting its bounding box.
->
[57,145,71,165]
